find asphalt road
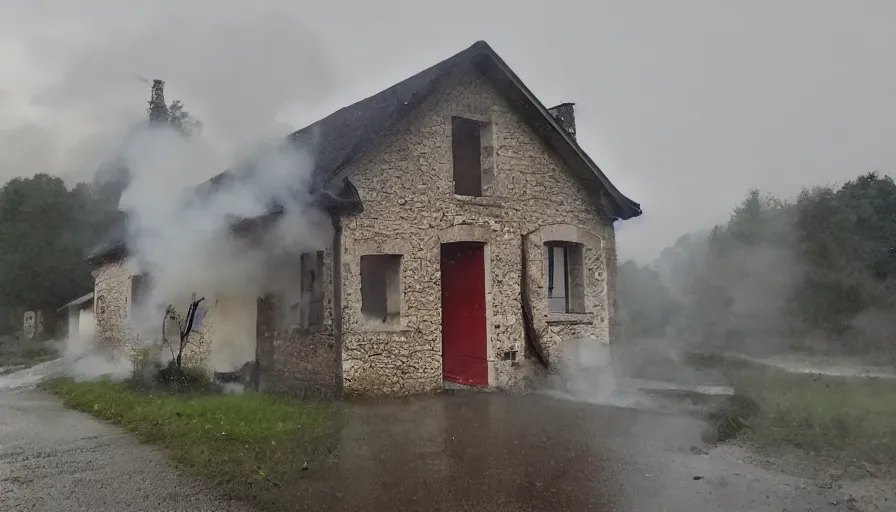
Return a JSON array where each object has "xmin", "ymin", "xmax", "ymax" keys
[{"xmin": 0, "ymin": 386, "xmax": 864, "ymax": 511}]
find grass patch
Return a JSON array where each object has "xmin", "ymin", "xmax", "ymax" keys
[
  {"xmin": 0, "ymin": 339, "xmax": 60, "ymax": 368},
  {"xmin": 46, "ymin": 378, "xmax": 336, "ymax": 503},
  {"xmin": 704, "ymin": 361, "xmax": 896, "ymax": 472}
]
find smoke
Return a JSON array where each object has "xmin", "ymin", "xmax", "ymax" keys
[
  {"xmin": 0, "ymin": 333, "xmax": 130, "ymax": 391},
  {"xmin": 1, "ymin": 5, "xmax": 343, "ymax": 374},
  {"xmin": 115, "ymin": 97, "xmax": 335, "ymax": 373},
  {"xmin": 542, "ymin": 338, "xmax": 729, "ymax": 413},
  {"xmin": 545, "ymin": 339, "xmax": 624, "ymax": 405},
  {"xmin": 63, "ymin": 332, "xmax": 132, "ymax": 383},
  {"xmin": 1, "ymin": 4, "xmax": 337, "ymax": 184},
  {"xmin": 613, "ymin": 175, "xmax": 896, "ymax": 391}
]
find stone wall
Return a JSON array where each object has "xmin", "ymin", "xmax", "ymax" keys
[
  {"xmin": 338, "ymin": 70, "xmax": 616, "ymax": 396},
  {"xmin": 92, "ymin": 249, "xmax": 334, "ymax": 390},
  {"xmin": 92, "ymin": 257, "xmax": 217, "ymax": 364},
  {"xmin": 258, "ymin": 247, "xmax": 338, "ymax": 399},
  {"xmin": 93, "ymin": 259, "xmax": 140, "ymax": 353}
]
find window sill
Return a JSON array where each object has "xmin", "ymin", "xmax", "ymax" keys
[
  {"xmin": 546, "ymin": 313, "xmax": 593, "ymax": 325},
  {"xmin": 289, "ymin": 325, "xmax": 325, "ymax": 336},
  {"xmin": 355, "ymin": 325, "xmax": 414, "ymax": 334},
  {"xmin": 452, "ymin": 194, "xmax": 503, "ymax": 207},
  {"xmin": 357, "ymin": 314, "xmax": 407, "ymax": 333}
]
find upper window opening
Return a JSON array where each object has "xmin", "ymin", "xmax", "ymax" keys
[
  {"xmin": 452, "ymin": 117, "xmax": 483, "ymax": 196},
  {"xmin": 300, "ymin": 251, "xmax": 325, "ymax": 329}
]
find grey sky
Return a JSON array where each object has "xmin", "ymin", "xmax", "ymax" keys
[{"xmin": 1, "ymin": 0, "xmax": 894, "ymax": 262}]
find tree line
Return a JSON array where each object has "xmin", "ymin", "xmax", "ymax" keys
[
  {"xmin": 0, "ymin": 86, "xmax": 199, "ymax": 336},
  {"xmin": 618, "ymin": 172, "xmax": 896, "ymax": 358}
]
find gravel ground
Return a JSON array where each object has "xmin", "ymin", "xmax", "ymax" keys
[{"xmin": 0, "ymin": 388, "xmax": 254, "ymax": 512}]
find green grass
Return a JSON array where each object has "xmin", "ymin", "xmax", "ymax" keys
[
  {"xmin": 704, "ymin": 361, "xmax": 896, "ymax": 473},
  {"xmin": 46, "ymin": 378, "xmax": 336, "ymax": 501},
  {"xmin": 0, "ymin": 340, "xmax": 60, "ymax": 368}
]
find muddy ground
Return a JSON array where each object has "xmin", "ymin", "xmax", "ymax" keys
[{"xmin": 2, "ymin": 385, "xmax": 891, "ymax": 511}]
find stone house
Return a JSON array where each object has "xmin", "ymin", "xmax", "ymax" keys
[{"xmin": 88, "ymin": 41, "xmax": 641, "ymax": 397}]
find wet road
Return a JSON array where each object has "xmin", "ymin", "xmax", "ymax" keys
[
  {"xmin": 1, "ymin": 388, "xmax": 853, "ymax": 511},
  {"xmin": 281, "ymin": 393, "xmax": 849, "ymax": 511}
]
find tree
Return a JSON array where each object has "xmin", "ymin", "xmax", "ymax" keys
[
  {"xmin": 146, "ymin": 79, "xmax": 202, "ymax": 136},
  {"xmin": 638, "ymin": 172, "xmax": 896, "ymax": 358},
  {"xmin": 167, "ymin": 100, "xmax": 203, "ymax": 137},
  {"xmin": 162, "ymin": 297, "xmax": 205, "ymax": 372},
  {"xmin": 0, "ymin": 80, "xmax": 204, "ymax": 336},
  {"xmin": 617, "ymin": 261, "xmax": 680, "ymax": 340},
  {"xmin": 0, "ymin": 174, "xmax": 94, "ymax": 331}
]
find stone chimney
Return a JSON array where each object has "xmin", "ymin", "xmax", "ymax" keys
[
  {"xmin": 148, "ymin": 79, "xmax": 168, "ymax": 126},
  {"xmin": 548, "ymin": 103, "xmax": 576, "ymax": 139}
]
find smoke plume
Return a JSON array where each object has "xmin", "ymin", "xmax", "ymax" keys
[{"xmin": 34, "ymin": 7, "xmax": 343, "ymax": 373}]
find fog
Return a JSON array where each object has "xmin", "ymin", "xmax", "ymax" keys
[
  {"xmin": 611, "ymin": 177, "xmax": 896, "ymax": 395},
  {"xmin": 0, "ymin": 0, "xmax": 893, "ymax": 393},
  {"xmin": 4, "ymin": 1, "xmax": 896, "ymax": 262},
  {"xmin": 0, "ymin": 5, "xmax": 343, "ymax": 375}
]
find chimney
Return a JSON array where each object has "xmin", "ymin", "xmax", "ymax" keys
[
  {"xmin": 148, "ymin": 79, "xmax": 168, "ymax": 126},
  {"xmin": 548, "ymin": 103, "xmax": 576, "ymax": 139}
]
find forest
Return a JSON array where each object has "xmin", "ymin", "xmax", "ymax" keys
[
  {"xmin": 618, "ymin": 172, "xmax": 896, "ymax": 359},
  {"xmin": 0, "ymin": 88, "xmax": 199, "ymax": 336}
]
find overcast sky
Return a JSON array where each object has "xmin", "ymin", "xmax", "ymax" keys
[{"xmin": 1, "ymin": 0, "xmax": 894, "ymax": 262}]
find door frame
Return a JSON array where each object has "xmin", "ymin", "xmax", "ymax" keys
[{"xmin": 439, "ymin": 240, "xmax": 495, "ymax": 387}]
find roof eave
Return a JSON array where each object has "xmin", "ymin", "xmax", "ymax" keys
[
  {"xmin": 58, "ymin": 292, "xmax": 95, "ymax": 312},
  {"xmin": 87, "ymin": 243, "xmax": 127, "ymax": 266},
  {"xmin": 471, "ymin": 43, "xmax": 642, "ymax": 220}
]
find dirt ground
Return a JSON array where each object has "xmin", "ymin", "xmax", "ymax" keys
[{"xmin": 2, "ymin": 384, "xmax": 891, "ymax": 511}]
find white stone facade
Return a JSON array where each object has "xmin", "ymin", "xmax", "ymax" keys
[
  {"xmin": 337, "ymin": 70, "xmax": 617, "ymax": 395},
  {"xmin": 91, "ymin": 68, "xmax": 624, "ymax": 398}
]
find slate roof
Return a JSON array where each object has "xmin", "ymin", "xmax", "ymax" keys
[
  {"xmin": 88, "ymin": 40, "xmax": 641, "ymax": 263},
  {"xmin": 58, "ymin": 292, "xmax": 94, "ymax": 312},
  {"xmin": 88, "ymin": 211, "xmax": 128, "ymax": 263},
  {"xmin": 285, "ymin": 40, "xmax": 641, "ymax": 218}
]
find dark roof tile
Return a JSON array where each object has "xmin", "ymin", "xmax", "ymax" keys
[{"xmin": 89, "ymin": 40, "xmax": 641, "ymax": 262}]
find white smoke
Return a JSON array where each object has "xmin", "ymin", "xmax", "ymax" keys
[
  {"xmin": 545, "ymin": 338, "xmax": 644, "ymax": 409},
  {"xmin": 26, "ymin": 7, "xmax": 346, "ymax": 374},
  {"xmin": 0, "ymin": 333, "xmax": 130, "ymax": 391},
  {"xmin": 116, "ymin": 117, "xmax": 333, "ymax": 373},
  {"xmin": 63, "ymin": 332, "xmax": 132, "ymax": 382}
]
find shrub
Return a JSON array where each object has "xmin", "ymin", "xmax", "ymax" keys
[
  {"xmin": 703, "ymin": 393, "xmax": 761, "ymax": 443},
  {"xmin": 154, "ymin": 360, "xmax": 219, "ymax": 394},
  {"xmin": 127, "ymin": 346, "xmax": 218, "ymax": 394}
]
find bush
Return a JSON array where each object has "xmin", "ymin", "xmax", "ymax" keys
[
  {"xmin": 702, "ymin": 364, "xmax": 896, "ymax": 473},
  {"xmin": 703, "ymin": 393, "xmax": 761, "ymax": 443},
  {"xmin": 154, "ymin": 360, "xmax": 219, "ymax": 394},
  {"xmin": 127, "ymin": 347, "xmax": 218, "ymax": 394}
]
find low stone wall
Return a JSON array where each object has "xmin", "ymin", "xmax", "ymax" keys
[{"xmin": 257, "ymin": 294, "xmax": 338, "ymax": 399}]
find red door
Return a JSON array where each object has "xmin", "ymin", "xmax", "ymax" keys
[{"xmin": 440, "ymin": 242, "xmax": 488, "ymax": 386}]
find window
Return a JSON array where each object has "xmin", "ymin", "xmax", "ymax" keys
[
  {"xmin": 299, "ymin": 251, "xmax": 324, "ymax": 329},
  {"xmin": 130, "ymin": 273, "xmax": 149, "ymax": 320},
  {"xmin": 360, "ymin": 254, "xmax": 402, "ymax": 324},
  {"xmin": 189, "ymin": 292, "xmax": 207, "ymax": 332},
  {"xmin": 545, "ymin": 243, "xmax": 586, "ymax": 314},
  {"xmin": 452, "ymin": 117, "xmax": 484, "ymax": 196}
]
